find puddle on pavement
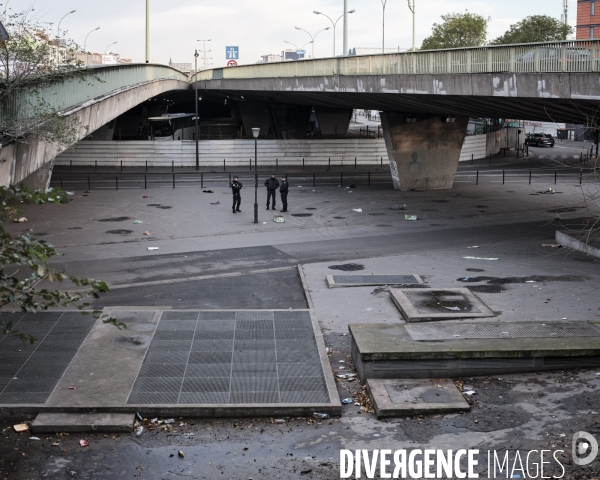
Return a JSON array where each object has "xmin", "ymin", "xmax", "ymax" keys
[
  {"xmin": 68, "ymin": 227, "xmax": 83, "ymax": 230},
  {"xmin": 305, "ymin": 208, "xmax": 317, "ymax": 210},
  {"xmin": 475, "ymin": 205, "xmax": 489, "ymax": 208},
  {"xmin": 33, "ymin": 232, "xmax": 48, "ymax": 237},
  {"xmin": 458, "ymin": 275, "xmax": 587, "ymax": 285},
  {"xmin": 466, "ymin": 268, "xmax": 485, "ymax": 272},
  {"xmin": 548, "ymin": 206, "xmax": 585, "ymax": 214},
  {"xmin": 376, "ymin": 224, "xmax": 393, "ymax": 227},
  {"xmin": 98, "ymin": 216, "xmax": 130, "ymax": 222},
  {"xmin": 156, "ymin": 206, "xmax": 173, "ymax": 209},
  {"xmin": 332, "ymin": 217, "xmax": 346, "ymax": 219},
  {"xmin": 291, "ymin": 213, "xmax": 313, "ymax": 217},
  {"xmin": 368, "ymin": 213, "xmax": 387, "ymax": 216},
  {"xmin": 106, "ymin": 230, "xmax": 133, "ymax": 235},
  {"xmin": 328, "ymin": 263, "xmax": 365, "ymax": 271},
  {"xmin": 468, "ymin": 285, "xmax": 505, "ymax": 293},
  {"xmin": 147, "ymin": 204, "xmax": 161, "ymax": 207},
  {"xmin": 114, "ymin": 335, "xmax": 151, "ymax": 350},
  {"xmin": 431, "ymin": 200, "xmax": 449, "ymax": 203}
]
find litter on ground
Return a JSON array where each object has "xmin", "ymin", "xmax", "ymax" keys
[
  {"xmin": 463, "ymin": 256, "xmax": 499, "ymax": 261},
  {"xmin": 405, "ymin": 214, "xmax": 418, "ymax": 221},
  {"xmin": 148, "ymin": 247, "xmax": 159, "ymax": 251}
]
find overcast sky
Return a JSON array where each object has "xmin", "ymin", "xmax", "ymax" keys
[{"xmin": 5, "ymin": 0, "xmax": 577, "ymax": 67}]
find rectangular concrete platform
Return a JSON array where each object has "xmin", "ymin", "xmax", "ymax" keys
[
  {"xmin": 350, "ymin": 321, "xmax": 600, "ymax": 381},
  {"xmin": 389, "ymin": 288, "xmax": 495, "ymax": 322},
  {"xmin": 31, "ymin": 413, "xmax": 134, "ymax": 433},
  {"xmin": 326, "ymin": 274, "xmax": 423, "ymax": 288},
  {"xmin": 366, "ymin": 379, "xmax": 470, "ymax": 418}
]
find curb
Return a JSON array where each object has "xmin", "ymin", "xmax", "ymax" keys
[{"xmin": 556, "ymin": 230, "xmax": 600, "ymax": 259}]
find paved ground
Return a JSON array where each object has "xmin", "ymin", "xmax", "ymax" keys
[{"xmin": 1, "ymin": 145, "xmax": 600, "ymax": 479}]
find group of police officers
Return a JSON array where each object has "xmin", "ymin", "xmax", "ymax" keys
[{"xmin": 230, "ymin": 174, "xmax": 289, "ymax": 214}]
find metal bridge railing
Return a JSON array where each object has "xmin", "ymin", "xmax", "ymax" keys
[
  {"xmin": 2, "ymin": 64, "xmax": 189, "ymax": 121},
  {"xmin": 192, "ymin": 40, "xmax": 600, "ymax": 82}
]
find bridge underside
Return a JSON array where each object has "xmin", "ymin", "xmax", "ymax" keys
[{"xmin": 195, "ymin": 72, "xmax": 600, "ymax": 190}]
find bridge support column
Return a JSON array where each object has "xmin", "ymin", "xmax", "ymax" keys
[
  {"xmin": 314, "ymin": 107, "xmax": 352, "ymax": 135},
  {"xmin": 239, "ymin": 103, "xmax": 272, "ymax": 138},
  {"xmin": 21, "ymin": 158, "xmax": 55, "ymax": 192},
  {"xmin": 380, "ymin": 113, "xmax": 469, "ymax": 191}
]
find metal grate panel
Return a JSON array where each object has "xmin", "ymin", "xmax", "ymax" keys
[
  {"xmin": 407, "ymin": 322, "xmax": 600, "ymax": 341},
  {"xmin": 127, "ymin": 310, "xmax": 329, "ymax": 405}
]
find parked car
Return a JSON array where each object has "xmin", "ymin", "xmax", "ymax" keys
[{"xmin": 525, "ymin": 133, "xmax": 555, "ymax": 147}]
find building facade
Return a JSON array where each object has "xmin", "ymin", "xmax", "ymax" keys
[{"xmin": 577, "ymin": 0, "xmax": 599, "ymax": 39}]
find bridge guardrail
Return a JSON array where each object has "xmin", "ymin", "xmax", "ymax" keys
[
  {"xmin": 193, "ymin": 40, "xmax": 600, "ymax": 82},
  {"xmin": 2, "ymin": 64, "xmax": 189, "ymax": 121}
]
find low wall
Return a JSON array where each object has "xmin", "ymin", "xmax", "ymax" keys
[
  {"xmin": 459, "ymin": 127, "xmax": 523, "ymax": 162},
  {"xmin": 55, "ymin": 139, "xmax": 389, "ymax": 167}
]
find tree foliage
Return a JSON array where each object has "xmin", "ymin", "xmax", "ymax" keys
[
  {"xmin": 0, "ymin": 7, "xmax": 89, "ymax": 148},
  {"xmin": 490, "ymin": 15, "xmax": 573, "ymax": 45},
  {"xmin": 421, "ymin": 12, "xmax": 489, "ymax": 50},
  {"xmin": 0, "ymin": 185, "xmax": 124, "ymax": 343}
]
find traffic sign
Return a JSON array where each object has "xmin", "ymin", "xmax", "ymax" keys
[
  {"xmin": 227, "ymin": 60, "xmax": 238, "ymax": 67},
  {"xmin": 226, "ymin": 46, "xmax": 239, "ymax": 60}
]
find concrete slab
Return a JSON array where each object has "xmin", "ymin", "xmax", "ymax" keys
[
  {"xmin": 325, "ymin": 274, "xmax": 423, "ymax": 288},
  {"xmin": 389, "ymin": 287, "xmax": 495, "ymax": 322},
  {"xmin": 31, "ymin": 413, "xmax": 134, "ymax": 433},
  {"xmin": 350, "ymin": 321, "xmax": 600, "ymax": 381},
  {"xmin": 366, "ymin": 378, "xmax": 470, "ymax": 418}
]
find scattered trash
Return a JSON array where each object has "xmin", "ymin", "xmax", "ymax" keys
[
  {"xmin": 202, "ymin": 190, "xmax": 214, "ymax": 193},
  {"xmin": 79, "ymin": 439, "xmax": 89, "ymax": 447},
  {"xmin": 389, "ymin": 205, "xmax": 406, "ymax": 211},
  {"xmin": 143, "ymin": 195, "xmax": 148, "ymax": 198},
  {"xmin": 14, "ymin": 217, "xmax": 27, "ymax": 223},
  {"xmin": 13, "ymin": 424, "xmax": 28, "ymax": 432},
  {"xmin": 467, "ymin": 246, "xmax": 480, "ymax": 249},
  {"xmin": 542, "ymin": 243, "xmax": 562, "ymax": 248},
  {"xmin": 135, "ymin": 412, "xmax": 143, "ymax": 421},
  {"xmin": 366, "ymin": 308, "xmax": 373, "ymax": 311},
  {"xmin": 338, "ymin": 366, "xmax": 346, "ymax": 370},
  {"xmin": 342, "ymin": 398, "xmax": 353, "ymax": 404},
  {"xmin": 273, "ymin": 419, "xmax": 286, "ymax": 424},
  {"xmin": 461, "ymin": 277, "xmax": 470, "ymax": 282},
  {"xmin": 350, "ymin": 184, "xmax": 357, "ymax": 188},
  {"xmin": 405, "ymin": 214, "xmax": 417, "ymax": 221},
  {"xmin": 143, "ymin": 231, "xmax": 154, "ymax": 236},
  {"xmin": 263, "ymin": 222, "xmax": 267, "ymax": 224},
  {"xmin": 210, "ymin": 201, "xmax": 220, "ymax": 205},
  {"xmin": 51, "ymin": 442, "xmax": 60, "ymax": 446},
  {"xmin": 301, "ymin": 469, "xmax": 313, "ymax": 475},
  {"xmin": 463, "ymin": 257, "xmax": 499, "ymax": 261},
  {"xmin": 526, "ymin": 280, "xmax": 535, "ymax": 283},
  {"xmin": 336, "ymin": 374, "xmax": 347, "ymax": 379},
  {"xmin": 339, "ymin": 360, "xmax": 345, "ymax": 363},
  {"xmin": 273, "ymin": 215, "xmax": 285, "ymax": 223},
  {"xmin": 135, "ymin": 426, "xmax": 144, "ymax": 436},
  {"xmin": 148, "ymin": 247, "xmax": 159, "ymax": 251},
  {"xmin": 66, "ymin": 191, "xmax": 75, "ymax": 196},
  {"xmin": 313, "ymin": 413, "xmax": 329, "ymax": 419},
  {"xmin": 352, "ymin": 209, "xmax": 363, "ymax": 213},
  {"xmin": 68, "ymin": 386, "xmax": 77, "ymax": 390},
  {"xmin": 178, "ymin": 450, "xmax": 185, "ymax": 458},
  {"xmin": 29, "ymin": 436, "xmax": 40, "ymax": 441},
  {"xmin": 164, "ymin": 418, "xmax": 175, "ymax": 424},
  {"xmin": 134, "ymin": 220, "xmax": 143, "ymax": 224},
  {"xmin": 445, "ymin": 306, "xmax": 461, "ymax": 311},
  {"xmin": 543, "ymin": 188, "xmax": 555, "ymax": 194},
  {"xmin": 463, "ymin": 385, "xmax": 473, "ymax": 390}
]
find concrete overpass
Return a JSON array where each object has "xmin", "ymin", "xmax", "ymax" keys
[
  {"xmin": 4, "ymin": 40, "xmax": 600, "ymax": 191},
  {"xmin": 0, "ymin": 65, "xmax": 189, "ymax": 189},
  {"xmin": 193, "ymin": 40, "xmax": 600, "ymax": 190}
]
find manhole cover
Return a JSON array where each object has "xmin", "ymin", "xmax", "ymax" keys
[
  {"xmin": 291, "ymin": 213, "xmax": 313, "ymax": 217},
  {"xmin": 328, "ymin": 263, "xmax": 365, "ymax": 271},
  {"xmin": 98, "ymin": 217, "xmax": 130, "ymax": 222},
  {"xmin": 106, "ymin": 230, "xmax": 133, "ymax": 235}
]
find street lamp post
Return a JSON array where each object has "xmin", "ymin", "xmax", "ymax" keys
[
  {"xmin": 407, "ymin": 0, "xmax": 416, "ymax": 51},
  {"xmin": 3, "ymin": 0, "xmax": 10, "ymax": 23},
  {"xmin": 104, "ymin": 41, "xmax": 117, "ymax": 55},
  {"xmin": 343, "ymin": 0, "xmax": 349, "ymax": 56},
  {"xmin": 83, "ymin": 27, "xmax": 100, "ymax": 65},
  {"xmin": 380, "ymin": 0, "xmax": 388, "ymax": 54},
  {"xmin": 294, "ymin": 26, "xmax": 330, "ymax": 59},
  {"xmin": 145, "ymin": 0, "xmax": 150, "ymax": 63},
  {"xmin": 314, "ymin": 9, "xmax": 355, "ymax": 57},
  {"xmin": 252, "ymin": 128, "xmax": 260, "ymax": 224},
  {"xmin": 194, "ymin": 50, "xmax": 199, "ymax": 170},
  {"xmin": 57, "ymin": 10, "xmax": 76, "ymax": 40},
  {"xmin": 197, "ymin": 39, "xmax": 211, "ymax": 70}
]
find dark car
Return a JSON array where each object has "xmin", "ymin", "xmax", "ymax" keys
[{"xmin": 525, "ymin": 133, "xmax": 555, "ymax": 147}]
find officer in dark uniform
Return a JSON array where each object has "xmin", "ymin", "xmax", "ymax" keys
[
  {"xmin": 264, "ymin": 173, "xmax": 279, "ymax": 210},
  {"xmin": 280, "ymin": 175, "xmax": 289, "ymax": 212},
  {"xmin": 231, "ymin": 175, "xmax": 242, "ymax": 213}
]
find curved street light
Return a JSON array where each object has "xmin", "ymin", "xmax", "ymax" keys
[
  {"xmin": 313, "ymin": 9, "xmax": 355, "ymax": 57},
  {"xmin": 407, "ymin": 0, "xmax": 416, "ymax": 51},
  {"xmin": 197, "ymin": 39, "xmax": 211, "ymax": 70},
  {"xmin": 3, "ymin": 0, "xmax": 10, "ymax": 23},
  {"xmin": 283, "ymin": 40, "xmax": 312, "ymax": 54},
  {"xmin": 104, "ymin": 41, "xmax": 117, "ymax": 55},
  {"xmin": 83, "ymin": 26, "xmax": 100, "ymax": 52},
  {"xmin": 294, "ymin": 26, "xmax": 330, "ymax": 59},
  {"xmin": 380, "ymin": 0, "xmax": 388, "ymax": 54},
  {"xmin": 57, "ymin": 10, "xmax": 76, "ymax": 40}
]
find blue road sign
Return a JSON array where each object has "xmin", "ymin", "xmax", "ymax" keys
[{"xmin": 226, "ymin": 46, "xmax": 239, "ymax": 60}]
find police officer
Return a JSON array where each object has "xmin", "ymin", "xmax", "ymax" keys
[
  {"xmin": 264, "ymin": 173, "xmax": 279, "ymax": 210},
  {"xmin": 280, "ymin": 175, "xmax": 289, "ymax": 212},
  {"xmin": 231, "ymin": 175, "xmax": 242, "ymax": 213}
]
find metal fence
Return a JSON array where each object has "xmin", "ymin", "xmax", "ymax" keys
[{"xmin": 193, "ymin": 40, "xmax": 600, "ymax": 82}]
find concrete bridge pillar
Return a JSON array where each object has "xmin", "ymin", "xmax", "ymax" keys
[
  {"xmin": 314, "ymin": 107, "xmax": 352, "ymax": 135},
  {"xmin": 380, "ymin": 113, "xmax": 469, "ymax": 191}
]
